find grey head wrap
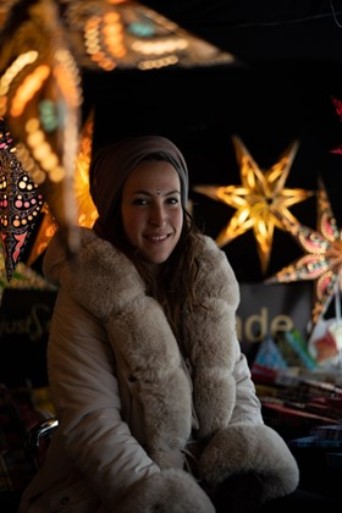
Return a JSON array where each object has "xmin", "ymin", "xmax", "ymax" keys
[{"xmin": 90, "ymin": 135, "xmax": 189, "ymax": 226}]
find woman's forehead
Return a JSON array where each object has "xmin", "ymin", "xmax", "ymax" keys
[{"xmin": 123, "ymin": 160, "xmax": 181, "ymax": 189}]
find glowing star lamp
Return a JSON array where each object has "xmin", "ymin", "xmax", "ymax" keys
[
  {"xmin": 266, "ymin": 179, "xmax": 342, "ymax": 332},
  {"xmin": 61, "ymin": 0, "xmax": 235, "ymax": 72},
  {"xmin": 194, "ymin": 136, "xmax": 313, "ymax": 274}
]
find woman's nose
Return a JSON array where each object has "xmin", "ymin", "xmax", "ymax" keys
[{"xmin": 149, "ymin": 204, "xmax": 166, "ymax": 226}]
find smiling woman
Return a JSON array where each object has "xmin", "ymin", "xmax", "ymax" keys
[{"xmin": 19, "ymin": 134, "xmax": 301, "ymax": 513}]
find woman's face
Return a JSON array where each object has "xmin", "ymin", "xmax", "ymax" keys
[{"xmin": 121, "ymin": 160, "xmax": 184, "ymax": 265}]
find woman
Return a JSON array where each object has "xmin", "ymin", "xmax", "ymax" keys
[{"xmin": 19, "ymin": 135, "xmax": 299, "ymax": 513}]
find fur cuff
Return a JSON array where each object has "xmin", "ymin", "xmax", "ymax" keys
[
  {"xmin": 198, "ymin": 424, "xmax": 299, "ymax": 501},
  {"xmin": 117, "ymin": 469, "xmax": 215, "ymax": 513}
]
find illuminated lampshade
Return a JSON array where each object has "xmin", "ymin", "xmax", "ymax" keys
[
  {"xmin": 61, "ymin": 0, "xmax": 235, "ymax": 71},
  {"xmin": 194, "ymin": 136, "xmax": 313, "ymax": 274}
]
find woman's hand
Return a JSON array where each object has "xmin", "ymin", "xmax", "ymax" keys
[
  {"xmin": 211, "ymin": 472, "xmax": 263, "ymax": 513},
  {"xmin": 116, "ymin": 469, "xmax": 215, "ymax": 513}
]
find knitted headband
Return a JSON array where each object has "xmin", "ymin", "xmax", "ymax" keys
[{"xmin": 89, "ymin": 135, "xmax": 189, "ymax": 225}]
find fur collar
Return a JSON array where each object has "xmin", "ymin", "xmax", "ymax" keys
[{"xmin": 45, "ymin": 228, "xmax": 240, "ymax": 467}]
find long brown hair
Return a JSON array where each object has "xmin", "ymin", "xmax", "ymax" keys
[{"xmin": 97, "ymin": 155, "xmax": 203, "ymax": 338}]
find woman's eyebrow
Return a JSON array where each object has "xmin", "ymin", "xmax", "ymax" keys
[{"xmin": 132, "ymin": 189, "xmax": 181, "ymax": 195}]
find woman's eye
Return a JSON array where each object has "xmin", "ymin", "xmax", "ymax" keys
[
  {"xmin": 166, "ymin": 197, "xmax": 179, "ymax": 205},
  {"xmin": 132, "ymin": 198, "xmax": 148, "ymax": 206}
]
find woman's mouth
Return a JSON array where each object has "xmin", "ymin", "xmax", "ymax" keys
[{"xmin": 144, "ymin": 233, "xmax": 169, "ymax": 242}]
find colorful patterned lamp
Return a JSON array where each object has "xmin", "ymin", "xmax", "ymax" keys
[{"xmin": 0, "ymin": 117, "xmax": 43, "ymax": 282}]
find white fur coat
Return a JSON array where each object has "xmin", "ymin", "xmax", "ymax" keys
[{"xmin": 19, "ymin": 228, "xmax": 299, "ymax": 513}]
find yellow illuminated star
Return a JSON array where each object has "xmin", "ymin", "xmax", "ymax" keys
[{"xmin": 194, "ymin": 136, "xmax": 313, "ymax": 273}]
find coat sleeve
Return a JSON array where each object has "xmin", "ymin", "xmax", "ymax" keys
[
  {"xmin": 192, "ymin": 237, "xmax": 299, "ymax": 500},
  {"xmin": 47, "ymin": 289, "xmax": 160, "ymax": 504},
  {"xmin": 230, "ymin": 351, "xmax": 264, "ymax": 425},
  {"xmin": 195, "ymin": 335, "xmax": 301, "ymax": 502},
  {"xmin": 199, "ymin": 317, "xmax": 300, "ymax": 502}
]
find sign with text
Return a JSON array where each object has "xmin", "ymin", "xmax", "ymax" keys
[{"xmin": 237, "ymin": 282, "xmax": 312, "ymax": 361}]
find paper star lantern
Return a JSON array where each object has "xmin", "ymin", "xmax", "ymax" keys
[
  {"xmin": 266, "ymin": 179, "xmax": 342, "ymax": 329},
  {"xmin": 0, "ymin": 117, "xmax": 44, "ymax": 282},
  {"xmin": 194, "ymin": 136, "xmax": 313, "ymax": 273},
  {"xmin": 61, "ymin": 0, "xmax": 235, "ymax": 71},
  {"xmin": 0, "ymin": 0, "xmax": 82, "ymax": 252}
]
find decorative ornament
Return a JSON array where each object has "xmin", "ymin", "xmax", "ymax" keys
[
  {"xmin": 0, "ymin": 116, "xmax": 43, "ymax": 282},
  {"xmin": 194, "ymin": 136, "xmax": 313, "ymax": 273},
  {"xmin": 26, "ymin": 109, "xmax": 97, "ymax": 267},
  {"xmin": 266, "ymin": 179, "xmax": 342, "ymax": 330},
  {"xmin": 61, "ymin": 0, "xmax": 235, "ymax": 71},
  {"xmin": 0, "ymin": 0, "xmax": 82, "ymax": 252}
]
